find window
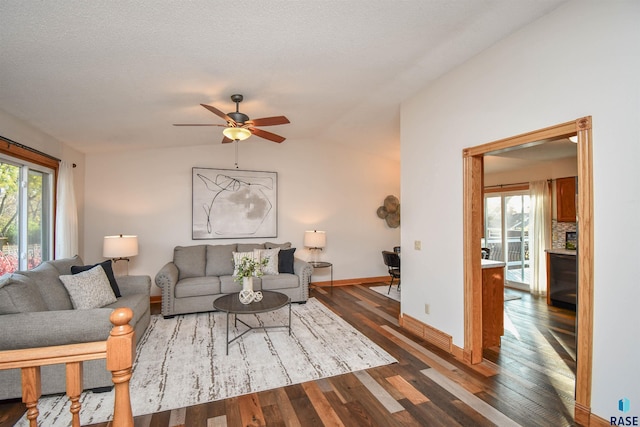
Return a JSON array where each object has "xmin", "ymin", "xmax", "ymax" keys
[{"xmin": 0, "ymin": 146, "xmax": 56, "ymax": 274}]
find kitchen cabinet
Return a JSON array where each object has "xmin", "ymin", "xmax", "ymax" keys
[
  {"xmin": 482, "ymin": 260, "xmax": 505, "ymax": 348},
  {"xmin": 556, "ymin": 176, "xmax": 577, "ymax": 222}
]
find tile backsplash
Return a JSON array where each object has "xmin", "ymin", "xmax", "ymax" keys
[{"xmin": 552, "ymin": 220, "xmax": 577, "ymax": 249}]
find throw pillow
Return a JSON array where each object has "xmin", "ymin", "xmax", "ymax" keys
[
  {"xmin": 71, "ymin": 260, "xmax": 121, "ymax": 297},
  {"xmin": 253, "ymin": 248, "xmax": 280, "ymax": 275},
  {"xmin": 232, "ymin": 251, "xmax": 255, "ymax": 276},
  {"xmin": 265, "ymin": 241, "xmax": 292, "ymax": 250},
  {"xmin": 278, "ymin": 248, "xmax": 296, "ymax": 274},
  {"xmin": 59, "ymin": 265, "xmax": 117, "ymax": 310}
]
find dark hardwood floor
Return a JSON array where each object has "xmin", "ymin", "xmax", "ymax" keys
[{"xmin": 0, "ymin": 284, "xmax": 577, "ymax": 426}]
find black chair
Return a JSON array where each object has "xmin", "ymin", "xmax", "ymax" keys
[{"xmin": 381, "ymin": 251, "xmax": 401, "ymax": 294}]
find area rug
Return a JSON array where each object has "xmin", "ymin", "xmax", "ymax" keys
[
  {"xmin": 370, "ymin": 284, "xmax": 401, "ymax": 302},
  {"xmin": 17, "ymin": 298, "xmax": 397, "ymax": 426}
]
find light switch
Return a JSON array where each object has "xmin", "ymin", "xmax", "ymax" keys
[{"xmin": 414, "ymin": 240, "xmax": 421, "ymax": 250}]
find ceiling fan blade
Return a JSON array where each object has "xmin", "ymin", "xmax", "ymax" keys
[
  {"xmin": 200, "ymin": 103, "xmax": 233, "ymax": 124},
  {"xmin": 249, "ymin": 127, "xmax": 286, "ymax": 143},
  {"xmin": 173, "ymin": 123, "xmax": 226, "ymax": 126},
  {"xmin": 246, "ymin": 116, "xmax": 290, "ymax": 127},
  {"xmin": 221, "ymin": 135, "xmax": 234, "ymax": 144}
]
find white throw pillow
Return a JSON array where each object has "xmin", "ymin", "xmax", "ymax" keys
[
  {"xmin": 59, "ymin": 265, "xmax": 117, "ymax": 309},
  {"xmin": 254, "ymin": 248, "xmax": 280, "ymax": 275},
  {"xmin": 232, "ymin": 251, "xmax": 255, "ymax": 276}
]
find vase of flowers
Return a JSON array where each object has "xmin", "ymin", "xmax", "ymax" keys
[
  {"xmin": 242, "ymin": 276, "xmax": 253, "ymax": 292},
  {"xmin": 234, "ymin": 256, "xmax": 269, "ymax": 304}
]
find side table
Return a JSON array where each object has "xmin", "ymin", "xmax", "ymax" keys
[{"xmin": 309, "ymin": 261, "xmax": 333, "ymax": 293}]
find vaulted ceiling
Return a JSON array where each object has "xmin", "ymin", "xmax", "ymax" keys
[{"xmin": 0, "ymin": 1, "xmax": 566, "ymax": 161}]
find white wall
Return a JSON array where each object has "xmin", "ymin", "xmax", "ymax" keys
[
  {"xmin": 401, "ymin": 1, "xmax": 639, "ymax": 419},
  {"xmin": 84, "ymin": 137, "xmax": 400, "ymax": 294}
]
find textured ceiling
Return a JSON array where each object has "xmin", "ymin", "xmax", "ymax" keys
[{"xmin": 0, "ymin": 1, "xmax": 566, "ymax": 160}]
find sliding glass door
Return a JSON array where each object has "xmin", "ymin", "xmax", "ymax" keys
[
  {"xmin": 484, "ymin": 190, "xmax": 531, "ymax": 288},
  {"xmin": 0, "ymin": 156, "xmax": 53, "ymax": 274}
]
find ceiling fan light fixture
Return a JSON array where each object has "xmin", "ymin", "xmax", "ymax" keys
[{"xmin": 223, "ymin": 127, "xmax": 251, "ymax": 141}]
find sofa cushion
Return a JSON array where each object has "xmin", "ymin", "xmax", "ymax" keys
[
  {"xmin": 278, "ymin": 248, "xmax": 296, "ymax": 274},
  {"xmin": 265, "ymin": 242, "xmax": 292, "ymax": 250},
  {"xmin": 175, "ymin": 276, "xmax": 221, "ymax": 298},
  {"xmin": 22, "ymin": 262, "xmax": 73, "ymax": 311},
  {"xmin": 205, "ymin": 244, "xmax": 237, "ymax": 277},
  {"xmin": 72, "ymin": 260, "xmax": 121, "ymax": 297},
  {"xmin": 220, "ymin": 275, "xmax": 262, "ymax": 294},
  {"xmin": 60, "ymin": 265, "xmax": 118, "ymax": 309},
  {"xmin": 261, "ymin": 274, "xmax": 299, "ymax": 290},
  {"xmin": 174, "ymin": 245, "xmax": 207, "ymax": 280},
  {"xmin": 237, "ymin": 243, "xmax": 264, "ymax": 252},
  {"xmin": 48, "ymin": 255, "xmax": 84, "ymax": 275},
  {"xmin": 0, "ymin": 273, "xmax": 48, "ymax": 314},
  {"xmin": 254, "ymin": 248, "xmax": 280, "ymax": 275}
]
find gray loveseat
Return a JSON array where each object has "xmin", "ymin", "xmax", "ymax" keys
[
  {"xmin": 0, "ymin": 255, "xmax": 151, "ymax": 400},
  {"xmin": 155, "ymin": 242, "xmax": 312, "ymax": 318}
]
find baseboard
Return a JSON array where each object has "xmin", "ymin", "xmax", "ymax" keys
[
  {"xmin": 589, "ymin": 412, "xmax": 611, "ymax": 427},
  {"xmin": 399, "ymin": 313, "xmax": 453, "ymax": 354},
  {"xmin": 311, "ymin": 276, "xmax": 389, "ymax": 287}
]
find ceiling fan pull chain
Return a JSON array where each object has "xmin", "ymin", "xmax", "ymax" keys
[{"xmin": 235, "ymin": 139, "xmax": 239, "ymax": 169}]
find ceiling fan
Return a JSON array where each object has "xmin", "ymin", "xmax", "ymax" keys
[{"xmin": 174, "ymin": 94, "xmax": 290, "ymax": 143}]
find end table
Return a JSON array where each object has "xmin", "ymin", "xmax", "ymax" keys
[{"xmin": 309, "ymin": 261, "xmax": 333, "ymax": 292}]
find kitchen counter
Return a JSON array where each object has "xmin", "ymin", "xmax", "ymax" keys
[
  {"xmin": 545, "ymin": 248, "xmax": 577, "ymax": 256},
  {"xmin": 481, "ymin": 259, "xmax": 506, "ymax": 269}
]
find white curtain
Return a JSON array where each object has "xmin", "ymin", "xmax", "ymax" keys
[
  {"xmin": 55, "ymin": 161, "xmax": 78, "ymax": 259},
  {"xmin": 529, "ymin": 180, "xmax": 550, "ymax": 295}
]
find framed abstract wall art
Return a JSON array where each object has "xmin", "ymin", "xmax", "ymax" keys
[{"xmin": 192, "ymin": 168, "xmax": 277, "ymax": 239}]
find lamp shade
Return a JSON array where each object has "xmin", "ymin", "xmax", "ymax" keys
[
  {"xmin": 304, "ymin": 230, "xmax": 326, "ymax": 249},
  {"xmin": 222, "ymin": 127, "xmax": 251, "ymax": 141},
  {"xmin": 103, "ymin": 235, "xmax": 139, "ymax": 258}
]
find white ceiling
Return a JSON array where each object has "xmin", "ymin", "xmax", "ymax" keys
[
  {"xmin": 0, "ymin": 1, "xmax": 566, "ymax": 161},
  {"xmin": 484, "ymin": 138, "xmax": 577, "ymax": 174}
]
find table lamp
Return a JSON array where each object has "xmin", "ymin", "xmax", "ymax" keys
[
  {"xmin": 103, "ymin": 234, "xmax": 138, "ymax": 275},
  {"xmin": 304, "ymin": 230, "xmax": 326, "ymax": 262}
]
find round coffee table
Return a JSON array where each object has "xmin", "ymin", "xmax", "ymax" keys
[{"xmin": 213, "ymin": 290, "xmax": 291, "ymax": 355}]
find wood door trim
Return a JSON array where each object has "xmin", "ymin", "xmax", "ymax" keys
[{"xmin": 462, "ymin": 116, "xmax": 593, "ymax": 421}]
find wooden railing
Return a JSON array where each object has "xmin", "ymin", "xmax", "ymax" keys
[{"xmin": 0, "ymin": 307, "xmax": 135, "ymax": 427}]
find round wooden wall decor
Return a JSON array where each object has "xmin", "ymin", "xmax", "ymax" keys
[{"xmin": 376, "ymin": 195, "xmax": 400, "ymax": 228}]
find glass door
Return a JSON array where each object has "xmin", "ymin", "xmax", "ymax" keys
[{"xmin": 484, "ymin": 190, "xmax": 531, "ymax": 288}]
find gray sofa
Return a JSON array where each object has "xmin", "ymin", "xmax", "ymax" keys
[
  {"xmin": 155, "ymin": 242, "xmax": 312, "ymax": 318},
  {"xmin": 0, "ymin": 255, "xmax": 151, "ymax": 400}
]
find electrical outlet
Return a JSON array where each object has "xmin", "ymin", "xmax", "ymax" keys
[
  {"xmin": 414, "ymin": 240, "xmax": 422, "ymax": 250},
  {"xmin": 425, "ymin": 303, "xmax": 430, "ymax": 314}
]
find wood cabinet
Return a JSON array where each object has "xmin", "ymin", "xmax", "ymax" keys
[
  {"xmin": 482, "ymin": 265, "xmax": 504, "ymax": 348},
  {"xmin": 556, "ymin": 176, "xmax": 577, "ymax": 222}
]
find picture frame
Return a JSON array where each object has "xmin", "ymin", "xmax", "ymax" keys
[{"xmin": 192, "ymin": 168, "xmax": 277, "ymax": 239}]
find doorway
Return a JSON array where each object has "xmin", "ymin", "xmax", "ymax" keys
[{"xmin": 462, "ymin": 117, "xmax": 594, "ymax": 424}]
